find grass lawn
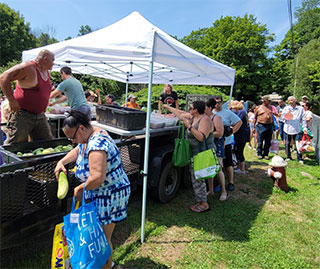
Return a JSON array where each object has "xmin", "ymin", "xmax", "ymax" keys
[{"xmin": 3, "ymin": 145, "xmax": 320, "ymax": 268}]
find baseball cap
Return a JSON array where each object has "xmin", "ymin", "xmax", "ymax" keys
[
  {"xmin": 128, "ymin": 94, "xmax": 135, "ymax": 99},
  {"xmin": 302, "ymin": 95, "xmax": 308, "ymax": 99}
]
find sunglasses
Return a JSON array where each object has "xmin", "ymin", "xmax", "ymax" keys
[{"xmin": 216, "ymin": 101, "xmax": 222, "ymax": 104}]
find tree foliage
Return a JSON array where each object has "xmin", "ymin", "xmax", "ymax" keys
[
  {"xmin": 78, "ymin": 25, "xmax": 92, "ymax": 36},
  {"xmin": 130, "ymin": 85, "xmax": 230, "ymax": 111},
  {"xmin": 0, "ymin": 3, "xmax": 36, "ymax": 66},
  {"xmin": 275, "ymin": 0, "xmax": 320, "ymax": 60},
  {"xmin": 293, "ymin": 38, "xmax": 320, "ymax": 114},
  {"xmin": 181, "ymin": 14, "xmax": 274, "ymax": 101}
]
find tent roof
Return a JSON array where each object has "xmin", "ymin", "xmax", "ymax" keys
[{"xmin": 23, "ymin": 11, "xmax": 235, "ymax": 86}]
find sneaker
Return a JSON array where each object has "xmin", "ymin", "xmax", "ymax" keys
[
  {"xmin": 285, "ymin": 157, "xmax": 292, "ymax": 162},
  {"xmin": 299, "ymin": 160, "xmax": 304, "ymax": 165},
  {"xmin": 227, "ymin": 183, "xmax": 235, "ymax": 191},
  {"xmin": 257, "ymin": 155, "xmax": 263, "ymax": 159},
  {"xmin": 234, "ymin": 169, "xmax": 246, "ymax": 174},
  {"xmin": 264, "ymin": 156, "xmax": 270, "ymax": 160}
]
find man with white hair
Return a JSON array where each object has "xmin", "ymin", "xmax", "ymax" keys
[
  {"xmin": 282, "ymin": 96, "xmax": 307, "ymax": 164},
  {"xmin": 0, "ymin": 49, "xmax": 54, "ymax": 144}
]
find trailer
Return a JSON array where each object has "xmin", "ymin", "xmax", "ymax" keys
[{"xmin": 0, "ymin": 119, "xmax": 189, "ymax": 249}]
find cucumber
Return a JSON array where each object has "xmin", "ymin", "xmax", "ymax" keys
[{"xmin": 57, "ymin": 172, "xmax": 69, "ymax": 199}]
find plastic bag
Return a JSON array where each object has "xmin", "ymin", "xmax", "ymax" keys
[
  {"xmin": 64, "ymin": 184, "xmax": 111, "ymax": 269},
  {"xmin": 296, "ymin": 134, "xmax": 315, "ymax": 154},
  {"xmin": 51, "ymin": 223, "xmax": 71, "ymax": 269},
  {"xmin": 269, "ymin": 140, "xmax": 280, "ymax": 154}
]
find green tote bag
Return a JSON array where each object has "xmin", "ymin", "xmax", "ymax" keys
[
  {"xmin": 172, "ymin": 121, "xmax": 192, "ymax": 167},
  {"xmin": 193, "ymin": 135, "xmax": 220, "ymax": 180}
]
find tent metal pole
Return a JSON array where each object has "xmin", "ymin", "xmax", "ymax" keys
[
  {"xmin": 228, "ymin": 84, "xmax": 234, "ymax": 109},
  {"xmin": 124, "ymin": 79, "xmax": 129, "ymax": 107},
  {"xmin": 141, "ymin": 60, "xmax": 154, "ymax": 243}
]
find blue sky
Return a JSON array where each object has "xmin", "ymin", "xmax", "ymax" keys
[{"xmin": 3, "ymin": 0, "xmax": 302, "ymax": 46}]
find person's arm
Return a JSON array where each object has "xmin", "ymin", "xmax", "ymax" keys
[
  {"xmin": 185, "ymin": 116, "xmax": 212, "ymax": 142},
  {"xmin": 163, "ymin": 104, "xmax": 191, "ymax": 121},
  {"xmin": 175, "ymin": 99, "xmax": 179, "ymax": 110},
  {"xmin": 213, "ymin": 115, "xmax": 224, "ymax": 138},
  {"xmin": 232, "ymin": 119, "xmax": 242, "ymax": 134},
  {"xmin": 73, "ymin": 150, "xmax": 107, "ymax": 201},
  {"xmin": 54, "ymin": 146, "xmax": 79, "ymax": 179},
  {"xmin": 252, "ymin": 107, "xmax": 258, "ymax": 131},
  {"xmin": 96, "ymin": 89, "xmax": 101, "ymax": 105},
  {"xmin": 158, "ymin": 100, "xmax": 163, "ymax": 114},
  {"xmin": 49, "ymin": 95, "xmax": 67, "ymax": 106},
  {"xmin": 0, "ymin": 62, "xmax": 33, "ymax": 113},
  {"xmin": 50, "ymin": 89, "xmax": 62, "ymax": 99},
  {"xmin": 301, "ymin": 109, "xmax": 308, "ymax": 133}
]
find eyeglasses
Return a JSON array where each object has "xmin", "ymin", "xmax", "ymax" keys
[
  {"xmin": 216, "ymin": 101, "xmax": 222, "ymax": 104},
  {"xmin": 69, "ymin": 125, "xmax": 80, "ymax": 141}
]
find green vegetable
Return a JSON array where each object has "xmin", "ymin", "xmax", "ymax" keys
[
  {"xmin": 32, "ymin": 147, "xmax": 44, "ymax": 155},
  {"xmin": 57, "ymin": 172, "xmax": 69, "ymax": 199},
  {"xmin": 42, "ymin": 147, "xmax": 54, "ymax": 154},
  {"xmin": 17, "ymin": 152, "xmax": 23, "ymax": 156},
  {"xmin": 62, "ymin": 145, "xmax": 73, "ymax": 151}
]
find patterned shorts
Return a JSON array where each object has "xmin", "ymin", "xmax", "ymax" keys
[{"xmin": 85, "ymin": 184, "xmax": 131, "ymax": 226}]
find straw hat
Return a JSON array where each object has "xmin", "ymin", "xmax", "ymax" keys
[{"xmin": 269, "ymin": 155, "xmax": 287, "ymax": 167}]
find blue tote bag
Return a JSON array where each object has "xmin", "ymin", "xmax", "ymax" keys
[{"xmin": 63, "ymin": 184, "xmax": 111, "ymax": 269}]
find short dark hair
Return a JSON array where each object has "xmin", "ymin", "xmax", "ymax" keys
[
  {"xmin": 85, "ymin": 91, "xmax": 91, "ymax": 98},
  {"xmin": 107, "ymin": 94, "xmax": 115, "ymax": 102},
  {"xmin": 213, "ymin": 95, "xmax": 223, "ymax": 102},
  {"xmin": 62, "ymin": 110, "xmax": 91, "ymax": 129},
  {"xmin": 305, "ymin": 101, "xmax": 312, "ymax": 109},
  {"xmin": 193, "ymin": 100, "xmax": 205, "ymax": 114},
  {"xmin": 206, "ymin": 98, "xmax": 217, "ymax": 109},
  {"xmin": 60, "ymin": 66, "xmax": 72, "ymax": 75}
]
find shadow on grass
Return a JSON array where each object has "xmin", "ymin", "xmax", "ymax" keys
[
  {"xmin": 113, "ymin": 166, "xmax": 275, "ymax": 246},
  {"xmin": 117, "ymin": 257, "xmax": 169, "ymax": 269}
]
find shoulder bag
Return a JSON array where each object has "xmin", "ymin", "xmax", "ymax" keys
[
  {"xmin": 172, "ymin": 121, "xmax": 192, "ymax": 167},
  {"xmin": 193, "ymin": 135, "xmax": 220, "ymax": 180}
]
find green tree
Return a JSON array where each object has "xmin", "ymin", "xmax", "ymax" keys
[
  {"xmin": 0, "ymin": 3, "xmax": 36, "ymax": 66},
  {"xmin": 292, "ymin": 38, "xmax": 320, "ymax": 114},
  {"xmin": 36, "ymin": 33, "xmax": 58, "ymax": 47},
  {"xmin": 275, "ymin": 0, "xmax": 320, "ymax": 60},
  {"xmin": 78, "ymin": 25, "xmax": 92, "ymax": 36},
  {"xmin": 181, "ymin": 14, "xmax": 274, "ymax": 101}
]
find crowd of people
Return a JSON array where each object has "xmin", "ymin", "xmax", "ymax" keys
[{"xmin": 0, "ymin": 49, "xmax": 316, "ymax": 267}]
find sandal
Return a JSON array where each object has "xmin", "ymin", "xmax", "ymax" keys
[
  {"xmin": 219, "ymin": 193, "xmax": 229, "ymax": 201},
  {"xmin": 190, "ymin": 204, "xmax": 210, "ymax": 213}
]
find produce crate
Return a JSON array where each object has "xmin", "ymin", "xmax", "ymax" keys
[
  {"xmin": 0, "ymin": 168, "xmax": 31, "ymax": 223},
  {"xmin": 2, "ymin": 138, "xmax": 72, "ymax": 160},
  {"xmin": 96, "ymin": 104, "xmax": 146, "ymax": 130}
]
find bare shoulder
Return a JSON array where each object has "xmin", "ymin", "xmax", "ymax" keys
[{"xmin": 3, "ymin": 61, "xmax": 35, "ymax": 81}]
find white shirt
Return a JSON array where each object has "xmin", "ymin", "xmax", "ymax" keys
[{"xmin": 283, "ymin": 105, "xmax": 306, "ymax": 135}]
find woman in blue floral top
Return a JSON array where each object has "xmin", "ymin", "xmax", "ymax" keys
[{"xmin": 54, "ymin": 110, "xmax": 130, "ymax": 269}]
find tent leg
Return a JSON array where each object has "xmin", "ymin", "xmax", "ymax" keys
[
  {"xmin": 140, "ymin": 61, "xmax": 154, "ymax": 243},
  {"xmin": 124, "ymin": 79, "xmax": 129, "ymax": 107},
  {"xmin": 228, "ymin": 85, "xmax": 234, "ymax": 109}
]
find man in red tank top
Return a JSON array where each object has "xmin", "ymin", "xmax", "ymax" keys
[{"xmin": 0, "ymin": 49, "xmax": 54, "ymax": 144}]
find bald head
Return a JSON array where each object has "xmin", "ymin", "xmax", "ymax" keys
[
  {"xmin": 37, "ymin": 49, "xmax": 54, "ymax": 59},
  {"xmin": 35, "ymin": 49, "xmax": 54, "ymax": 71}
]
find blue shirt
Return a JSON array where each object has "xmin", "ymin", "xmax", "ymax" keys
[
  {"xmin": 234, "ymin": 109, "xmax": 250, "ymax": 143},
  {"xmin": 57, "ymin": 77, "xmax": 88, "ymax": 110},
  {"xmin": 213, "ymin": 108, "xmax": 241, "ymax": 145}
]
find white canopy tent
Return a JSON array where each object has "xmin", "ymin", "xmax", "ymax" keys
[{"xmin": 23, "ymin": 11, "xmax": 236, "ymax": 242}]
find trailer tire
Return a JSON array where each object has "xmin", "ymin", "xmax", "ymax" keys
[{"xmin": 151, "ymin": 160, "xmax": 180, "ymax": 203}]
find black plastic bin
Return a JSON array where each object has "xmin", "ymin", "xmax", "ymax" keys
[
  {"xmin": 96, "ymin": 105, "xmax": 146, "ymax": 130},
  {"xmin": 0, "ymin": 168, "xmax": 31, "ymax": 223}
]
